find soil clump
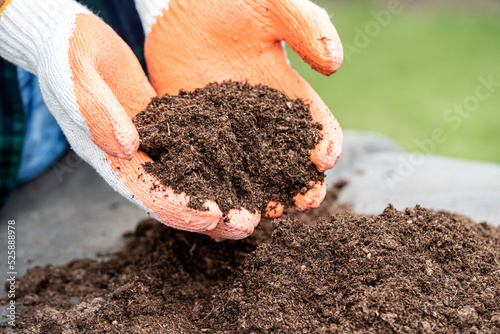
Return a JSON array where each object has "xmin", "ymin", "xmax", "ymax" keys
[{"xmin": 132, "ymin": 80, "xmax": 325, "ymax": 215}]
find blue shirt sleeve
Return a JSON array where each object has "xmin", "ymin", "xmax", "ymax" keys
[{"xmin": 16, "ymin": 67, "xmax": 68, "ymax": 183}]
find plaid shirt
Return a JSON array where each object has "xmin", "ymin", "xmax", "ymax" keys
[{"xmin": 0, "ymin": 0, "xmax": 146, "ymax": 207}]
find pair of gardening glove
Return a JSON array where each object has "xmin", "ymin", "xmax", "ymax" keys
[{"xmin": 0, "ymin": 0, "xmax": 343, "ymax": 240}]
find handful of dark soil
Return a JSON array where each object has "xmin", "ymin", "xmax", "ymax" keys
[{"xmin": 132, "ymin": 80, "xmax": 325, "ymax": 215}]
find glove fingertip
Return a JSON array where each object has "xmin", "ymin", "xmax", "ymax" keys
[
  {"xmin": 293, "ymin": 181, "xmax": 327, "ymax": 212},
  {"xmin": 203, "ymin": 208, "xmax": 261, "ymax": 241},
  {"xmin": 264, "ymin": 201, "xmax": 285, "ymax": 219}
]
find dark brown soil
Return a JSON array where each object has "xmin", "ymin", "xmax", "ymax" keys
[
  {"xmin": 205, "ymin": 207, "xmax": 500, "ymax": 333},
  {"xmin": 132, "ymin": 80, "xmax": 324, "ymax": 215},
  {"xmin": 2, "ymin": 186, "xmax": 499, "ymax": 333}
]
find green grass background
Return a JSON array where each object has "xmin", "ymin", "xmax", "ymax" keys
[{"xmin": 286, "ymin": 0, "xmax": 500, "ymax": 162}]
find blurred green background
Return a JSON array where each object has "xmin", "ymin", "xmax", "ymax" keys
[{"xmin": 287, "ymin": 0, "xmax": 500, "ymax": 162}]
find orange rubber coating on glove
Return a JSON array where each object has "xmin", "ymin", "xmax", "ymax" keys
[
  {"xmin": 145, "ymin": 0, "xmax": 343, "ymax": 220},
  {"xmin": 202, "ymin": 208, "xmax": 261, "ymax": 242},
  {"xmin": 293, "ymin": 181, "xmax": 327, "ymax": 212},
  {"xmin": 264, "ymin": 201, "xmax": 285, "ymax": 219},
  {"xmin": 69, "ymin": 14, "xmax": 155, "ymax": 160},
  {"xmin": 69, "ymin": 14, "xmax": 226, "ymax": 233},
  {"xmin": 108, "ymin": 151, "xmax": 224, "ymax": 233}
]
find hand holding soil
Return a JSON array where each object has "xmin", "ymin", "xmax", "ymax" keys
[
  {"xmin": 0, "ymin": 0, "xmax": 343, "ymax": 241},
  {"xmin": 132, "ymin": 0, "xmax": 344, "ymax": 240},
  {"xmin": 133, "ymin": 81, "xmax": 327, "ymax": 241}
]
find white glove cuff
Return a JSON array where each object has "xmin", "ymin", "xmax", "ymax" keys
[
  {"xmin": 0, "ymin": 0, "xmax": 89, "ymax": 74},
  {"xmin": 134, "ymin": 0, "xmax": 167, "ymax": 36}
]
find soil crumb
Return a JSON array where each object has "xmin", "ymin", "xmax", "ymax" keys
[
  {"xmin": 132, "ymin": 80, "xmax": 325, "ymax": 215},
  {"xmin": 2, "ymin": 190, "xmax": 499, "ymax": 333}
]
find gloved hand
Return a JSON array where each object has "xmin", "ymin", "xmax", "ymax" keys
[
  {"xmin": 134, "ymin": 0, "xmax": 344, "ymax": 240},
  {"xmin": 0, "ymin": 0, "xmax": 225, "ymax": 234}
]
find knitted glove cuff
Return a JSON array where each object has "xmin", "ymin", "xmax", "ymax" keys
[
  {"xmin": 134, "ymin": 0, "xmax": 166, "ymax": 36},
  {"xmin": 0, "ymin": 0, "xmax": 89, "ymax": 74}
]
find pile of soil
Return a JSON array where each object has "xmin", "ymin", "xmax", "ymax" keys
[
  {"xmin": 206, "ymin": 207, "xmax": 499, "ymax": 333},
  {"xmin": 2, "ymin": 185, "xmax": 499, "ymax": 333},
  {"xmin": 133, "ymin": 80, "xmax": 324, "ymax": 214}
]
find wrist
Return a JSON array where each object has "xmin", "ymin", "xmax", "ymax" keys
[
  {"xmin": 0, "ymin": 0, "xmax": 89, "ymax": 73},
  {"xmin": 134, "ymin": 0, "xmax": 165, "ymax": 35}
]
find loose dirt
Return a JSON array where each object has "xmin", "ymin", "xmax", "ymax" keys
[{"xmin": 2, "ymin": 183, "xmax": 499, "ymax": 333}]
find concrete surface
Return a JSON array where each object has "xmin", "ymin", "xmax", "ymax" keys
[
  {"xmin": 1, "ymin": 130, "xmax": 499, "ymax": 303},
  {"xmin": 326, "ymin": 131, "xmax": 500, "ymax": 226}
]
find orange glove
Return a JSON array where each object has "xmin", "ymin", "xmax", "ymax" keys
[
  {"xmin": 0, "ymin": 0, "xmax": 224, "ymax": 234},
  {"xmin": 136, "ymin": 0, "xmax": 344, "ymax": 240}
]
